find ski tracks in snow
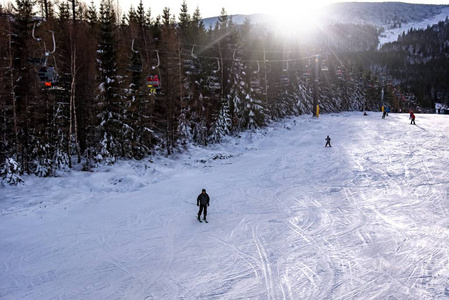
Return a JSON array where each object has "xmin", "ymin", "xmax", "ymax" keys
[
  {"xmin": 3, "ymin": 113, "xmax": 449, "ymax": 299},
  {"xmin": 252, "ymin": 224, "xmax": 276, "ymax": 300}
]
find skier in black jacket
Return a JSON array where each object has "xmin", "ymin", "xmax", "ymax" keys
[
  {"xmin": 325, "ymin": 135, "xmax": 332, "ymax": 147},
  {"xmin": 197, "ymin": 189, "xmax": 210, "ymax": 222}
]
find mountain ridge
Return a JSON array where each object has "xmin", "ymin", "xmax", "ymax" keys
[{"xmin": 202, "ymin": 2, "xmax": 449, "ymax": 46}]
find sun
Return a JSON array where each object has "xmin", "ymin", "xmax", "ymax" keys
[{"xmin": 267, "ymin": 1, "xmax": 328, "ymax": 36}]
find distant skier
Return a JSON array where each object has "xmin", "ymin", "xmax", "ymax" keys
[
  {"xmin": 197, "ymin": 189, "xmax": 210, "ymax": 222},
  {"xmin": 386, "ymin": 106, "xmax": 390, "ymax": 116},
  {"xmin": 363, "ymin": 111, "xmax": 368, "ymax": 116},
  {"xmin": 382, "ymin": 110, "xmax": 386, "ymax": 119},
  {"xmin": 410, "ymin": 112, "xmax": 416, "ymax": 125},
  {"xmin": 325, "ymin": 135, "xmax": 331, "ymax": 147}
]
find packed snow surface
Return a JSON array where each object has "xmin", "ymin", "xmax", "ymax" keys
[{"xmin": 1, "ymin": 112, "xmax": 449, "ymax": 299}]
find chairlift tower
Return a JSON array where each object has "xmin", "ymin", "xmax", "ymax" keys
[{"xmin": 312, "ymin": 54, "xmax": 329, "ymax": 117}]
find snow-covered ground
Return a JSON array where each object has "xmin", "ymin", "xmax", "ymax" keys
[{"xmin": 1, "ymin": 112, "xmax": 449, "ymax": 299}]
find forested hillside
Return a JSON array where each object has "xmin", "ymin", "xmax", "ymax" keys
[
  {"xmin": 379, "ymin": 18, "xmax": 449, "ymax": 107},
  {"xmin": 0, "ymin": 0, "xmax": 446, "ymax": 182}
]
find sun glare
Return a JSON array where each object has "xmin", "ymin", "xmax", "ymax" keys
[{"xmin": 269, "ymin": 2, "xmax": 326, "ymax": 36}]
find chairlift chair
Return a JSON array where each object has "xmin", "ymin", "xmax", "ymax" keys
[
  {"xmin": 250, "ymin": 77, "xmax": 261, "ymax": 89},
  {"xmin": 32, "ymin": 25, "xmax": 60, "ymax": 88},
  {"xmin": 208, "ymin": 78, "xmax": 221, "ymax": 91},
  {"xmin": 302, "ymin": 69, "xmax": 311, "ymax": 79},
  {"xmin": 186, "ymin": 46, "xmax": 203, "ymax": 75},
  {"xmin": 28, "ymin": 22, "xmax": 45, "ymax": 65},
  {"xmin": 336, "ymin": 66, "xmax": 346, "ymax": 76},
  {"xmin": 321, "ymin": 59, "xmax": 329, "ymax": 71},
  {"xmin": 183, "ymin": 59, "xmax": 201, "ymax": 75},
  {"xmin": 302, "ymin": 57, "xmax": 311, "ymax": 78},
  {"xmin": 129, "ymin": 38, "xmax": 143, "ymax": 73},
  {"xmin": 147, "ymin": 50, "xmax": 162, "ymax": 93},
  {"xmin": 207, "ymin": 58, "xmax": 221, "ymax": 91},
  {"xmin": 38, "ymin": 65, "xmax": 57, "ymax": 83},
  {"xmin": 280, "ymin": 60, "xmax": 290, "ymax": 85},
  {"xmin": 147, "ymin": 75, "xmax": 160, "ymax": 88},
  {"xmin": 184, "ymin": 59, "xmax": 193, "ymax": 75},
  {"xmin": 280, "ymin": 75, "xmax": 290, "ymax": 85},
  {"xmin": 250, "ymin": 61, "xmax": 261, "ymax": 89}
]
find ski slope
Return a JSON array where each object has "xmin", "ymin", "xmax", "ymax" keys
[{"xmin": 1, "ymin": 112, "xmax": 449, "ymax": 299}]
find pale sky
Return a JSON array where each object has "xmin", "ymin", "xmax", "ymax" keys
[
  {"xmin": 1, "ymin": 0, "xmax": 448, "ymax": 18},
  {"xmin": 107, "ymin": 0, "xmax": 449, "ymax": 18}
]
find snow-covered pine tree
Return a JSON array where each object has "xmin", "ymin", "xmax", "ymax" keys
[
  {"xmin": 123, "ymin": 2, "xmax": 154, "ymax": 159},
  {"xmin": 209, "ymin": 98, "xmax": 231, "ymax": 143},
  {"xmin": 244, "ymin": 93, "xmax": 265, "ymax": 130},
  {"xmin": 206, "ymin": 8, "xmax": 236, "ymax": 141},
  {"xmin": 1, "ymin": 158, "xmax": 23, "ymax": 186},
  {"xmin": 228, "ymin": 50, "xmax": 247, "ymax": 131},
  {"xmin": 176, "ymin": 1, "xmax": 193, "ymax": 147},
  {"xmin": 96, "ymin": 0, "xmax": 123, "ymax": 163},
  {"xmin": 177, "ymin": 106, "xmax": 192, "ymax": 145},
  {"xmin": 86, "ymin": 0, "xmax": 98, "ymax": 25},
  {"xmin": 179, "ymin": 5, "xmax": 207, "ymax": 146},
  {"xmin": 238, "ymin": 24, "xmax": 268, "ymax": 130}
]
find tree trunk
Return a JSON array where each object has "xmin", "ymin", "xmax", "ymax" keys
[{"xmin": 7, "ymin": 20, "xmax": 19, "ymax": 161}]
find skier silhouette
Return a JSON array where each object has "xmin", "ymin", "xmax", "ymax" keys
[
  {"xmin": 325, "ymin": 135, "xmax": 331, "ymax": 147},
  {"xmin": 410, "ymin": 113, "xmax": 416, "ymax": 125},
  {"xmin": 197, "ymin": 189, "xmax": 210, "ymax": 222}
]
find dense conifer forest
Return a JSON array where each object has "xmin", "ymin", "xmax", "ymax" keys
[{"xmin": 0, "ymin": 0, "xmax": 448, "ymax": 182}]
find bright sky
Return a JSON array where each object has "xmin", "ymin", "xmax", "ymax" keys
[
  {"xmin": 107, "ymin": 0, "xmax": 449, "ymax": 18},
  {"xmin": 0, "ymin": 0, "xmax": 447, "ymax": 18}
]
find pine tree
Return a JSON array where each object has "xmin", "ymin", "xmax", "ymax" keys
[
  {"xmin": 178, "ymin": 0, "xmax": 190, "ymax": 37},
  {"xmin": 156, "ymin": 7, "xmax": 182, "ymax": 155},
  {"xmin": 86, "ymin": 0, "xmax": 97, "ymax": 25},
  {"xmin": 177, "ymin": 106, "xmax": 192, "ymax": 145},
  {"xmin": 96, "ymin": 0, "xmax": 123, "ymax": 162},
  {"xmin": 0, "ymin": 10, "xmax": 20, "ymax": 178},
  {"xmin": 145, "ymin": 7, "xmax": 152, "ymax": 27},
  {"xmin": 209, "ymin": 98, "xmax": 231, "ymax": 143},
  {"xmin": 124, "ymin": 1, "xmax": 154, "ymax": 159},
  {"xmin": 135, "ymin": 0, "xmax": 146, "ymax": 26},
  {"xmin": 11, "ymin": 0, "xmax": 39, "ymax": 174},
  {"xmin": 192, "ymin": 6, "xmax": 205, "ymax": 37},
  {"xmin": 245, "ymin": 93, "xmax": 265, "ymax": 130},
  {"xmin": 1, "ymin": 157, "xmax": 24, "ymax": 186},
  {"xmin": 182, "ymin": 6, "xmax": 206, "ymax": 146}
]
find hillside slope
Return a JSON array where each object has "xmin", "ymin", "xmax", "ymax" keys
[{"xmin": 203, "ymin": 3, "xmax": 449, "ymax": 47}]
